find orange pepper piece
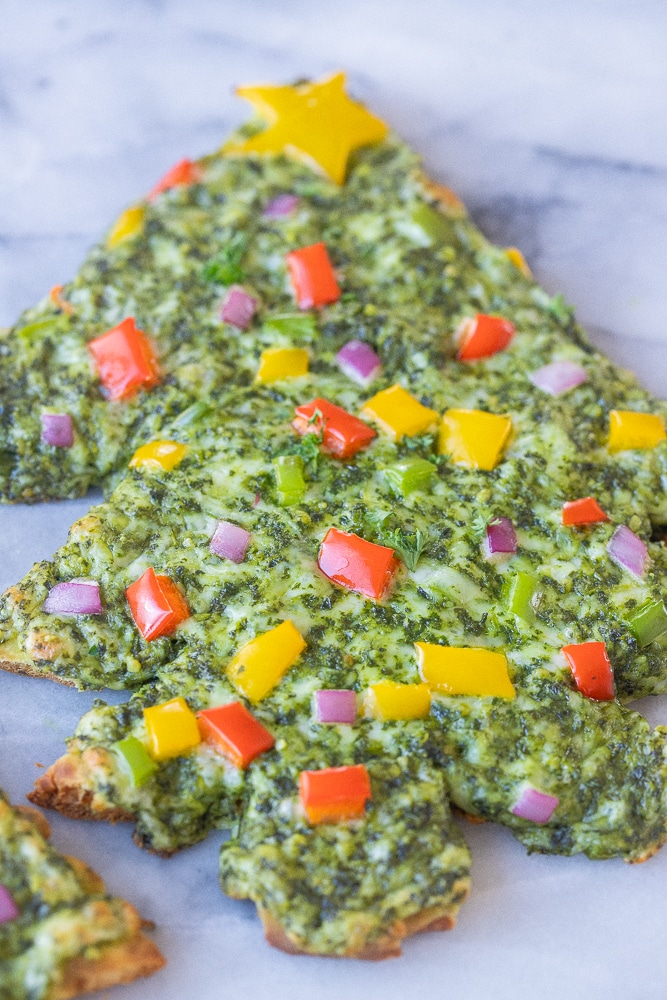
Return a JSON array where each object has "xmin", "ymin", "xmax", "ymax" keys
[
  {"xmin": 456, "ymin": 314, "xmax": 515, "ymax": 362},
  {"xmin": 49, "ymin": 285, "xmax": 75, "ymax": 316},
  {"xmin": 562, "ymin": 497, "xmax": 608, "ymax": 526},
  {"xmin": 318, "ymin": 527, "xmax": 398, "ymax": 600},
  {"xmin": 561, "ymin": 642, "xmax": 615, "ymax": 701},
  {"xmin": 197, "ymin": 701, "xmax": 275, "ymax": 769},
  {"xmin": 126, "ymin": 567, "xmax": 190, "ymax": 642},
  {"xmin": 286, "ymin": 242, "xmax": 341, "ymax": 309},
  {"xmin": 292, "ymin": 398, "xmax": 376, "ymax": 459},
  {"xmin": 148, "ymin": 158, "xmax": 202, "ymax": 201},
  {"xmin": 88, "ymin": 318, "xmax": 159, "ymax": 401},
  {"xmin": 299, "ymin": 764, "xmax": 372, "ymax": 824}
]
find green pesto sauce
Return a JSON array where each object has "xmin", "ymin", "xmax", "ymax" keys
[
  {"xmin": 2, "ymin": 128, "xmax": 667, "ymax": 947},
  {"xmin": 0, "ymin": 791, "xmax": 137, "ymax": 1000}
]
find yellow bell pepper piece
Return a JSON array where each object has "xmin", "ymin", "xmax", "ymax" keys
[
  {"xmin": 129, "ymin": 440, "xmax": 188, "ymax": 472},
  {"xmin": 415, "ymin": 643, "xmax": 515, "ymax": 699},
  {"xmin": 227, "ymin": 620, "xmax": 306, "ymax": 703},
  {"xmin": 107, "ymin": 205, "xmax": 145, "ymax": 248},
  {"xmin": 362, "ymin": 681, "xmax": 431, "ymax": 720},
  {"xmin": 361, "ymin": 384, "xmax": 439, "ymax": 440},
  {"xmin": 608, "ymin": 410, "xmax": 666, "ymax": 453},
  {"xmin": 439, "ymin": 408, "xmax": 512, "ymax": 470},
  {"xmin": 255, "ymin": 347, "xmax": 309, "ymax": 384},
  {"xmin": 143, "ymin": 697, "xmax": 201, "ymax": 761},
  {"xmin": 505, "ymin": 247, "xmax": 532, "ymax": 278},
  {"xmin": 236, "ymin": 73, "xmax": 388, "ymax": 186}
]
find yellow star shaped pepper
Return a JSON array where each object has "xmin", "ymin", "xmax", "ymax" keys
[{"xmin": 236, "ymin": 72, "xmax": 388, "ymax": 185}]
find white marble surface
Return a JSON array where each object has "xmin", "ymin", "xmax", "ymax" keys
[{"xmin": 1, "ymin": 2, "xmax": 667, "ymax": 998}]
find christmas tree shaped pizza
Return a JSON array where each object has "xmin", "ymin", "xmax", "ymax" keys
[
  {"xmin": 0, "ymin": 789, "xmax": 164, "ymax": 998},
  {"xmin": 2, "ymin": 74, "xmax": 667, "ymax": 958}
]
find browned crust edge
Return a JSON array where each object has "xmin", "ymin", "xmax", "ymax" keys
[
  {"xmin": 258, "ymin": 883, "xmax": 469, "ymax": 961},
  {"xmin": 51, "ymin": 931, "xmax": 166, "ymax": 1000},
  {"xmin": 0, "ymin": 656, "xmax": 77, "ymax": 687},
  {"xmin": 28, "ymin": 752, "xmax": 134, "ymax": 825}
]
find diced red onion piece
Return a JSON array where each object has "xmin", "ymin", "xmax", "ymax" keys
[
  {"xmin": 44, "ymin": 579, "xmax": 103, "ymax": 616},
  {"xmin": 210, "ymin": 521, "xmax": 251, "ymax": 563},
  {"xmin": 336, "ymin": 340, "xmax": 382, "ymax": 387},
  {"xmin": 483, "ymin": 517, "xmax": 517, "ymax": 560},
  {"xmin": 529, "ymin": 360, "xmax": 588, "ymax": 396},
  {"xmin": 607, "ymin": 525, "xmax": 649, "ymax": 578},
  {"xmin": 0, "ymin": 885, "xmax": 19, "ymax": 924},
  {"xmin": 41, "ymin": 413, "xmax": 74, "ymax": 448},
  {"xmin": 313, "ymin": 689, "xmax": 357, "ymax": 724},
  {"xmin": 263, "ymin": 194, "xmax": 300, "ymax": 218},
  {"xmin": 511, "ymin": 786, "xmax": 559, "ymax": 824},
  {"xmin": 253, "ymin": 492, "xmax": 261, "ymax": 508},
  {"xmin": 220, "ymin": 286, "xmax": 258, "ymax": 330}
]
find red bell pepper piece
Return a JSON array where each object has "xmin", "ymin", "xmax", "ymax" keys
[
  {"xmin": 286, "ymin": 242, "xmax": 341, "ymax": 309},
  {"xmin": 299, "ymin": 764, "xmax": 372, "ymax": 824},
  {"xmin": 318, "ymin": 527, "xmax": 398, "ymax": 600},
  {"xmin": 561, "ymin": 641, "xmax": 615, "ymax": 701},
  {"xmin": 197, "ymin": 701, "xmax": 274, "ymax": 769},
  {"xmin": 147, "ymin": 158, "xmax": 202, "ymax": 201},
  {"xmin": 562, "ymin": 497, "xmax": 609, "ymax": 526},
  {"xmin": 88, "ymin": 318, "xmax": 159, "ymax": 401},
  {"xmin": 293, "ymin": 398, "xmax": 376, "ymax": 459},
  {"xmin": 126, "ymin": 567, "xmax": 190, "ymax": 642},
  {"xmin": 456, "ymin": 314, "xmax": 515, "ymax": 361}
]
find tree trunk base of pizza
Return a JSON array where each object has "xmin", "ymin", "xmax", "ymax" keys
[{"xmin": 2, "ymin": 71, "xmax": 667, "ymax": 975}]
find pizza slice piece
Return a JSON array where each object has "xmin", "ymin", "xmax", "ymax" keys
[{"xmin": 0, "ymin": 790, "xmax": 164, "ymax": 999}]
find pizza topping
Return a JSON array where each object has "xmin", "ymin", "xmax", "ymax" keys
[
  {"xmin": 197, "ymin": 702, "xmax": 275, "ymax": 768},
  {"xmin": 626, "ymin": 600, "xmax": 667, "ymax": 648},
  {"xmin": 210, "ymin": 521, "xmax": 251, "ymax": 563},
  {"xmin": 126, "ymin": 567, "xmax": 190, "ymax": 641},
  {"xmin": 483, "ymin": 517, "xmax": 518, "ymax": 560},
  {"xmin": 505, "ymin": 247, "xmax": 532, "ymax": 277},
  {"xmin": 362, "ymin": 385, "xmax": 439, "ymax": 441},
  {"xmin": 362, "ymin": 681, "xmax": 431, "ymax": 720},
  {"xmin": 147, "ymin": 158, "xmax": 202, "ymax": 201},
  {"xmin": 561, "ymin": 642, "xmax": 615, "ymax": 701},
  {"xmin": 0, "ymin": 884, "xmax": 19, "ymax": 924},
  {"xmin": 299, "ymin": 764, "xmax": 372, "ymax": 824},
  {"xmin": 608, "ymin": 410, "xmax": 667, "ymax": 452},
  {"xmin": 511, "ymin": 786, "xmax": 559, "ymax": 824},
  {"xmin": 220, "ymin": 286, "xmax": 258, "ymax": 330},
  {"xmin": 383, "ymin": 457, "xmax": 437, "ymax": 496},
  {"xmin": 293, "ymin": 398, "xmax": 376, "ymax": 459},
  {"xmin": 49, "ymin": 284, "xmax": 75, "ymax": 315},
  {"xmin": 336, "ymin": 339, "xmax": 382, "ymax": 387},
  {"xmin": 416, "ymin": 644, "xmax": 516, "ymax": 699},
  {"xmin": 286, "ymin": 242, "xmax": 341, "ymax": 309},
  {"xmin": 439, "ymin": 409, "xmax": 512, "ymax": 470},
  {"xmin": 273, "ymin": 454, "xmax": 306, "ymax": 506},
  {"xmin": 88, "ymin": 318, "xmax": 159, "ymax": 401},
  {"xmin": 226, "ymin": 620, "xmax": 306, "ymax": 703},
  {"xmin": 317, "ymin": 527, "xmax": 398, "ymax": 601},
  {"xmin": 455, "ymin": 314, "xmax": 515, "ymax": 362},
  {"xmin": 129, "ymin": 440, "xmax": 188, "ymax": 472},
  {"xmin": 237, "ymin": 72, "xmax": 387, "ymax": 185},
  {"xmin": 313, "ymin": 689, "xmax": 357, "ymax": 724},
  {"xmin": 505, "ymin": 571, "xmax": 539, "ymax": 624},
  {"xmin": 607, "ymin": 525, "xmax": 649, "ymax": 578},
  {"xmin": 44, "ymin": 579, "xmax": 103, "ymax": 616},
  {"xmin": 106, "ymin": 205, "xmax": 145, "ymax": 248},
  {"xmin": 529, "ymin": 360, "xmax": 588, "ymax": 396},
  {"xmin": 562, "ymin": 497, "xmax": 608, "ymax": 526},
  {"xmin": 41, "ymin": 413, "xmax": 74, "ymax": 448},
  {"xmin": 263, "ymin": 193, "xmax": 300, "ymax": 218},
  {"xmin": 143, "ymin": 697, "xmax": 201, "ymax": 761},
  {"xmin": 113, "ymin": 735, "xmax": 158, "ymax": 787},
  {"xmin": 263, "ymin": 312, "xmax": 317, "ymax": 340},
  {"xmin": 255, "ymin": 347, "xmax": 309, "ymax": 383}
]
